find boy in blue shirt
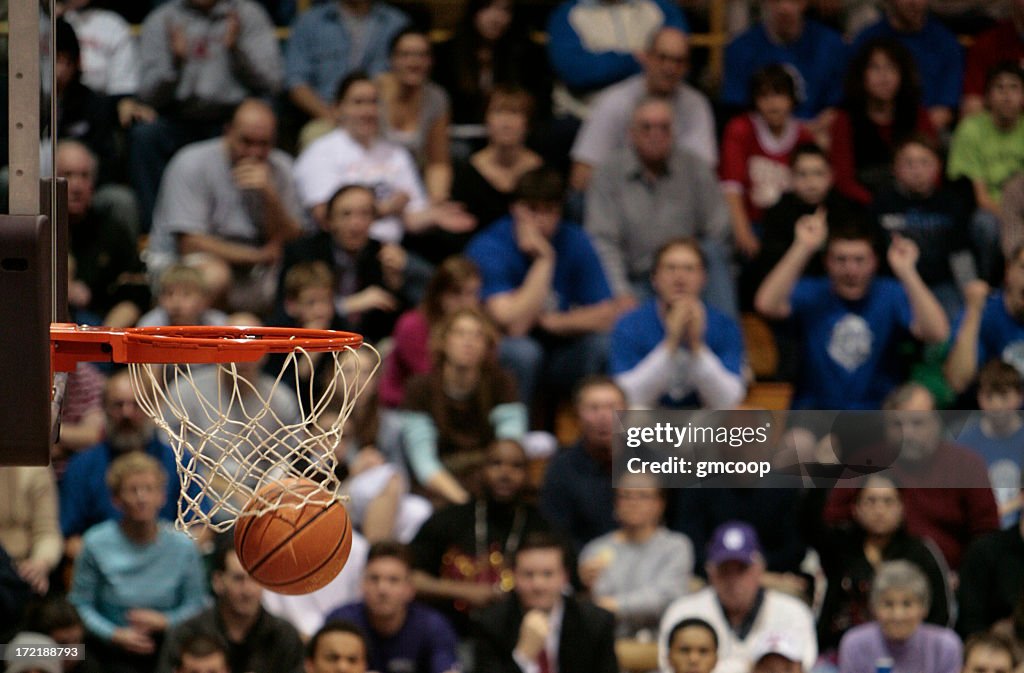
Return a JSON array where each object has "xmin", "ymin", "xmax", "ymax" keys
[
  {"xmin": 945, "ymin": 247, "xmax": 1024, "ymax": 394},
  {"xmin": 957, "ymin": 360, "xmax": 1024, "ymax": 526}
]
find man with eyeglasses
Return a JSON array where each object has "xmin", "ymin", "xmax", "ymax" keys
[
  {"xmin": 571, "ymin": 27, "xmax": 717, "ymax": 192},
  {"xmin": 578, "ymin": 473, "xmax": 693, "ymax": 638},
  {"xmin": 130, "ymin": 0, "xmax": 284, "ymax": 233},
  {"xmin": 609, "ymin": 237, "xmax": 746, "ymax": 409},
  {"xmin": 147, "ymin": 99, "xmax": 304, "ymax": 316},
  {"xmin": 546, "ymin": 0, "xmax": 687, "ymax": 136},
  {"xmin": 586, "ymin": 97, "xmax": 736, "ymax": 317}
]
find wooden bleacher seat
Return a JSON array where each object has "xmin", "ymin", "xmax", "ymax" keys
[
  {"xmin": 740, "ymin": 312, "xmax": 778, "ymax": 380},
  {"xmin": 616, "ymin": 639, "xmax": 659, "ymax": 673},
  {"xmin": 740, "ymin": 312, "xmax": 793, "ymax": 409}
]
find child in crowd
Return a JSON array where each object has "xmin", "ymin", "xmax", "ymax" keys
[
  {"xmin": 664, "ymin": 618, "xmax": 719, "ymax": 673},
  {"xmin": 282, "ymin": 261, "xmax": 344, "ymax": 333},
  {"xmin": 829, "ymin": 38, "xmax": 936, "ymax": 205},
  {"xmin": 136, "ymin": 264, "xmax": 227, "ymax": 328},
  {"xmin": 959, "ymin": 634, "xmax": 1017, "ymax": 673},
  {"xmin": 68, "ymin": 453, "xmax": 207, "ymax": 673},
  {"xmin": 720, "ymin": 64, "xmax": 815, "ymax": 261},
  {"xmin": 754, "ymin": 144, "xmax": 872, "ymax": 299},
  {"xmin": 958, "ymin": 360, "xmax": 1024, "ymax": 526},
  {"xmin": 272, "ymin": 260, "xmax": 351, "ymax": 391},
  {"xmin": 872, "ymin": 135, "xmax": 979, "ymax": 317},
  {"xmin": 948, "ymin": 64, "xmax": 1024, "ymax": 219},
  {"xmin": 749, "ymin": 144, "xmax": 872, "ymax": 375},
  {"xmin": 379, "ymin": 256, "xmax": 483, "ymax": 408}
]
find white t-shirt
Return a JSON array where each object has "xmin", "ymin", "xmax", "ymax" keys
[
  {"xmin": 571, "ymin": 74, "xmax": 717, "ymax": 168},
  {"xmin": 657, "ymin": 586, "xmax": 818, "ymax": 673},
  {"xmin": 64, "ymin": 7, "xmax": 139, "ymax": 96},
  {"xmin": 293, "ymin": 128, "xmax": 428, "ymax": 244}
]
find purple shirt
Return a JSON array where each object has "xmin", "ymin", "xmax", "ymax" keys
[
  {"xmin": 839, "ymin": 622, "xmax": 962, "ymax": 673},
  {"xmin": 325, "ymin": 601, "xmax": 459, "ymax": 673}
]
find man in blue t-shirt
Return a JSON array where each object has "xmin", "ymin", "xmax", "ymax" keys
[
  {"xmin": 956, "ymin": 360, "xmax": 1024, "ymax": 527},
  {"xmin": 466, "ymin": 167, "xmax": 624, "ymax": 407},
  {"xmin": 721, "ymin": 0, "xmax": 847, "ymax": 120},
  {"xmin": 755, "ymin": 211, "xmax": 949, "ymax": 409},
  {"xmin": 852, "ymin": 0, "xmax": 963, "ymax": 131},
  {"xmin": 325, "ymin": 541, "xmax": 459, "ymax": 673},
  {"xmin": 945, "ymin": 245, "xmax": 1024, "ymax": 393},
  {"xmin": 610, "ymin": 238, "xmax": 747, "ymax": 409}
]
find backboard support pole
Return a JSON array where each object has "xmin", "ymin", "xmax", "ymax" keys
[
  {"xmin": 0, "ymin": 2, "xmax": 67, "ymax": 465},
  {"xmin": 8, "ymin": 0, "xmax": 40, "ymax": 216}
]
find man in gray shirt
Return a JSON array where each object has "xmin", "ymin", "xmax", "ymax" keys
[
  {"xmin": 130, "ymin": 0, "xmax": 284, "ymax": 232},
  {"xmin": 585, "ymin": 97, "xmax": 736, "ymax": 317},
  {"xmin": 148, "ymin": 99, "xmax": 303, "ymax": 314},
  {"xmin": 570, "ymin": 27, "xmax": 716, "ymax": 192},
  {"xmin": 579, "ymin": 473, "xmax": 693, "ymax": 638}
]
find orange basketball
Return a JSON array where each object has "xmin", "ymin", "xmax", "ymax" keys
[{"xmin": 234, "ymin": 478, "xmax": 353, "ymax": 595}]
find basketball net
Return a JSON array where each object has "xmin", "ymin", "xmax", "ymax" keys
[{"xmin": 127, "ymin": 345, "xmax": 379, "ymax": 538}]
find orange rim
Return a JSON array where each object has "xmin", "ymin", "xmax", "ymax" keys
[{"xmin": 50, "ymin": 323, "xmax": 363, "ymax": 371}]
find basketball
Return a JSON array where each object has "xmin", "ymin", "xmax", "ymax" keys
[{"xmin": 234, "ymin": 478, "xmax": 353, "ymax": 595}]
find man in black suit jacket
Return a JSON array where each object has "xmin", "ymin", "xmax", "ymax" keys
[{"xmin": 473, "ymin": 532, "xmax": 618, "ymax": 673}]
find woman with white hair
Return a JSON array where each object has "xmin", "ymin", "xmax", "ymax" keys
[{"xmin": 838, "ymin": 560, "xmax": 961, "ymax": 673}]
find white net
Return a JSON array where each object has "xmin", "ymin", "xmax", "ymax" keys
[{"xmin": 127, "ymin": 344, "xmax": 379, "ymax": 538}]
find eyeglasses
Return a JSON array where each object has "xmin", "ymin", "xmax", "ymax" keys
[
  {"xmin": 651, "ymin": 51, "xmax": 689, "ymax": 66},
  {"xmin": 633, "ymin": 121, "xmax": 672, "ymax": 132}
]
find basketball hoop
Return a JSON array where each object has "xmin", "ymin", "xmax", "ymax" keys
[{"xmin": 50, "ymin": 323, "xmax": 378, "ymax": 539}]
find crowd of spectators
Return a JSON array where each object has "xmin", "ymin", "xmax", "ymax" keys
[{"xmin": 4, "ymin": 0, "xmax": 1024, "ymax": 671}]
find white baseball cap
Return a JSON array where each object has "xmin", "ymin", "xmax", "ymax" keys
[
  {"xmin": 752, "ymin": 631, "xmax": 803, "ymax": 664},
  {"xmin": 4, "ymin": 632, "xmax": 62, "ymax": 673}
]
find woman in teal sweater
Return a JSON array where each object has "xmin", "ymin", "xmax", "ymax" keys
[{"xmin": 69, "ymin": 452, "xmax": 208, "ymax": 673}]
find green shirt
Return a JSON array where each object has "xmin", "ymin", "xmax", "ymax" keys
[{"xmin": 948, "ymin": 112, "xmax": 1024, "ymax": 203}]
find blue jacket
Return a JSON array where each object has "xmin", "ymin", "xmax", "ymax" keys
[{"xmin": 59, "ymin": 437, "xmax": 199, "ymax": 536}]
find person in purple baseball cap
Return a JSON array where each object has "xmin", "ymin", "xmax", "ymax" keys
[{"xmin": 657, "ymin": 521, "xmax": 818, "ymax": 673}]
